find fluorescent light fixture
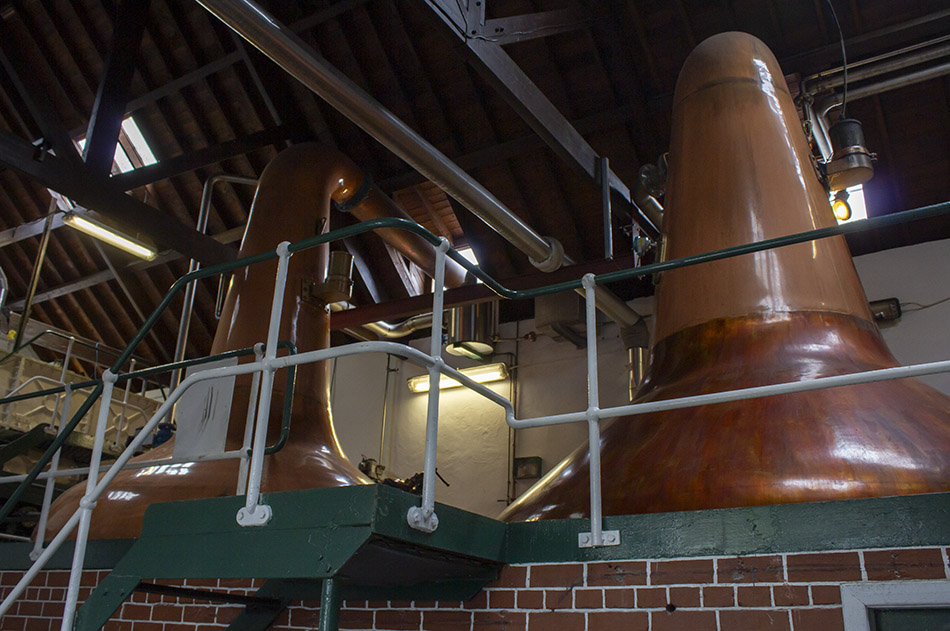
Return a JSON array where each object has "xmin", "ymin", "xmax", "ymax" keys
[
  {"xmin": 407, "ymin": 362, "xmax": 509, "ymax": 393},
  {"xmin": 63, "ymin": 213, "xmax": 157, "ymax": 260}
]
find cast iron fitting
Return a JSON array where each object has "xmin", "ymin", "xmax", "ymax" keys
[{"xmin": 529, "ymin": 237, "xmax": 566, "ymax": 273}]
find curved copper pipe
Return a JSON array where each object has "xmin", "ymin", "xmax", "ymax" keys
[
  {"xmin": 500, "ymin": 33, "xmax": 950, "ymax": 522},
  {"xmin": 49, "ymin": 143, "xmax": 450, "ymax": 539}
]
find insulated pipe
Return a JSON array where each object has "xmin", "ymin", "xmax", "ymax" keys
[
  {"xmin": 362, "ymin": 313, "xmax": 434, "ymax": 339},
  {"xmin": 197, "ymin": 0, "xmax": 642, "ymax": 331},
  {"xmin": 197, "ymin": 0, "xmax": 556, "ymax": 266}
]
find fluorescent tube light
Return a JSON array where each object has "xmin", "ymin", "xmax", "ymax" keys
[
  {"xmin": 63, "ymin": 213, "xmax": 157, "ymax": 260},
  {"xmin": 407, "ymin": 362, "xmax": 509, "ymax": 393}
]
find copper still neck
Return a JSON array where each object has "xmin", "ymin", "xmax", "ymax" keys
[
  {"xmin": 46, "ymin": 143, "xmax": 461, "ymax": 539},
  {"xmin": 499, "ymin": 32, "xmax": 950, "ymax": 522}
]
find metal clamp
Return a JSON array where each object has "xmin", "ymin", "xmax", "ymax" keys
[
  {"xmin": 236, "ymin": 504, "xmax": 273, "ymax": 527},
  {"xmin": 578, "ymin": 530, "xmax": 620, "ymax": 548},
  {"xmin": 406, "ymin": 506, "xmax": 439, "ymax": 533}
]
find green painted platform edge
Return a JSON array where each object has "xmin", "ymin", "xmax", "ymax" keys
[
  {"xmin": 3, "ymin": 491, "xmax": 949, "ymax": 572},
  {"xmin": 504, "ymin": 492, "xmax": 950, "ymax": 563},
  {"xmin": 0, "ymin": 539, "xmax": 134, "ymax": 570}
]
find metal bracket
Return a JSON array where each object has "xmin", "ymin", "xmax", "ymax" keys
[
  {"xmin": 406, "ymin": 506, "xmax": 440, "ymax": 533},
  {"xmin": 578, "ymin": 530, "xmax": 620, "ymax": 548},
  {"xmin": 236, "ymin": 503, "xmax": 273, "ymax": 527}
]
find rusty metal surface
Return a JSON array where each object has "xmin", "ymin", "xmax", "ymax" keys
[{"xmin": 500, "ymin": 33, "xmax": 950, "ymax": 522}]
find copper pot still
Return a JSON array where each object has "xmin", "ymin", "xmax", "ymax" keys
[
  {"xmin": 500, "ymin": 32, "xmax": 950, "ymax": 522},
  {"xmin": 45, "ymin": 144, "xmax": 465, "ymax": 540}
]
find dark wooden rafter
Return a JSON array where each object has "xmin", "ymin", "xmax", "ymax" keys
[{"xmin": 81, "ymin": 0, "xmax": 152, "ymax": 175}]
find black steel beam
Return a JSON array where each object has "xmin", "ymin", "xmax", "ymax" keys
[
  {"xmin": 82, "ymin": 0, "xmax": 151, "ymax": 175},
  {"xmin": 0, "ymin": 132, "xmax": 235, "ymax": 265},
  {"xmin": 111, "ymin": 124, "xmax": 300, "ymax": 190}
]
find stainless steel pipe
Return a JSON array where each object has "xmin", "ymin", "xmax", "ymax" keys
[
  {"xmin": 196, "ymin": 0, "xmax": 643, "ymax": 333},
  {"xmin": 197, "ymin": 0, "xmax": 553, "ymax": 265}
]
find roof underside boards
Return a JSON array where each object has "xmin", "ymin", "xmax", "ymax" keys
[{"xmin": 0, "ymin": 0, "xmax": 946, "ymax": 366}]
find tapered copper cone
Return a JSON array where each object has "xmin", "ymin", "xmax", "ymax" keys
[
  {"xmin": 46, "ymin": 144, "xmax": 379, "ymax": 539},
  {"xmin": 500, "ymin": 32, "xmax": 950, "ymax": 522}
]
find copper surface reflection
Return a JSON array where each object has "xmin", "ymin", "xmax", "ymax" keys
[{"xmin": 500, "ymin": 33, "xmax": 950, "ymax": 522}]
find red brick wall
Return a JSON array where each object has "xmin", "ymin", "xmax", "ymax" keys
[{"xmin": 2, "ymin": 547, "xmax": 948, "ymax": 631}]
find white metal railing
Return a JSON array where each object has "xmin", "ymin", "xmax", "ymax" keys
[{"xmin": 1, "ymin": 233, "xmax": 949, "ymax": 630}]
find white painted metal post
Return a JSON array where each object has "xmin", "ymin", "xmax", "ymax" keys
[
  {"xmin": 577, "ymin": 274, "xmax": 618, "ymax": 548},
  {"xmin": 31, "ymin": 383, "xmax": 72, "ymax": 561},
  {"xmin": 50, "ymin": 337, "xmax": 75, "ymax": 432},
  {"xmin": 60, "ymin": 369, "xmax": 117, "ymax": 631},
  {"xmin": 236, "ymin": 242, "xmax": 291, "ymax": 526},
  {"xmin": 114, "ymin": 358, "xmax": 136, "ymax": 448},
  {"xmin": 237, "ymin": 343, "xmax": 264, "ymax": 495},
  {"xmin": 407, "ymin": 238, "xmax": 450, "ymax": 533}
]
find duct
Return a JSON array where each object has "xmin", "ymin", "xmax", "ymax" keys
[
  {"xmin": 500, "ymin": 32, "xmax": 950, "ymax": 522},
  {"xmin": 196, "ymin": 0, "xmax": 644, "ymax": 333},
  {"xmin": 363, "ymin": 314, "xmax": 434, "ymax": 339},
  {"xmin": 329, "ymin": 302, "xmax": 435, "ymax": 340}
]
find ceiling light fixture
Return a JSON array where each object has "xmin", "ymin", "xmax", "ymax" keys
[
  {"xmin": 63, "ymin": 212, "xmax": 157, "ymax": 260},
  {"xmin": 407, "ymin": 362, "xmax": 509, "ymax": 393}
]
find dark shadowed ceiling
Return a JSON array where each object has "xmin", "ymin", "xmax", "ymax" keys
[{"xmin": 0, "ymin": 0, "xmax": 948, "ymax": 369}]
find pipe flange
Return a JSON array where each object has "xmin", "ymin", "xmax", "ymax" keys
[
  {"xmin": 529, "ymin": 237, "xmax": 565, "ymax": 273},
  {"xmin": 332, "ymin": 172, "xmax": 374, "ymax": 213}
]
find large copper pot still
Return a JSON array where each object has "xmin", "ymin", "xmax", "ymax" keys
[
  {"xmin": 501, "ymin": 32, "xmax": 950, "ymax": 522},
  {"xmin": 46, "ymin": 144, "xmax": 465, "ymax": 539}
]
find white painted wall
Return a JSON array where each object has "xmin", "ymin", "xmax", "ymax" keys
[
  {"xmin": 853, "ymin": 239, "xmax": 950, "ymax": 395},
  {"xmin": 331, "ymin": 239, "xmax": 949, "ymax": 518}
]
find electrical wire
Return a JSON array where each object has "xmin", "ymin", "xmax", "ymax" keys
[
  {"xmin": 823, "ymin": 0, "xmax": 848, "ymax": 117},
  {"xmin": 901, "ymin": 296, "xmax": 950, "ymax": 312}
]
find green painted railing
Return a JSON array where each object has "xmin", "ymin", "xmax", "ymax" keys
[{"xmin": 1, "ymin": 200, "xmax": 946, "ymax": 524}]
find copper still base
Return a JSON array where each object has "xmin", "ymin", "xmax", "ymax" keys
[{"xmin": 500, "ymin": 311, "xmax": 950, "ymax": 522}]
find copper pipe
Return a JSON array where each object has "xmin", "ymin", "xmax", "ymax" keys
[{"xmin": 500, "ymin": 33, "xmax": 950, "ymax": 522}]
